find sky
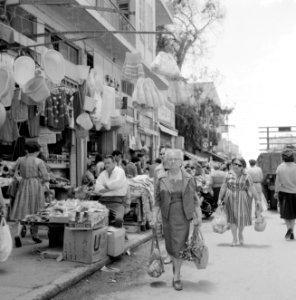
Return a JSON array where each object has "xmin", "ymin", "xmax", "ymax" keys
[{"xmin": 185, "ymin": 0, "xmax": 296, "ymax": 161}]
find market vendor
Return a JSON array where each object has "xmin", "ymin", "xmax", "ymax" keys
[
  {"xmin": 81, "ymin": 163, "xmax": 96, "ymax": 186},
  {"xmin": 95, "ymin": 155, "xmax": 128, "ymax": 228}
]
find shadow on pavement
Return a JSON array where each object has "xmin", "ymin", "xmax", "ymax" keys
[
  {"xmin": 182, "ymin": 279, "xmax": 216, "ymax": 293},
  {"xmin": 217, "ymin": 243, "xmax": 271, "ymax": 249},
  {"xmin": 150, "ymin": 281, "xmax": 167, "ymax": 288}
]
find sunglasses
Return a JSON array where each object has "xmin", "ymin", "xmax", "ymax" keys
[
  {"xmin": 186, "ymin": 166, "xmax": 196, "ymax": 170},
  {"xmin": 233, "ymin": 163, "xmax": 243, "ymax": 167}
]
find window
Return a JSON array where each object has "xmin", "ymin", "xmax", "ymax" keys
[
  {"xmin": 117, "ymin": 0, "xmax": 130, "ymax": 20},
  {"xmin": 87, "ymin": 52, "xmax": 94, "ymax": 68},
  {"xmin": 121, "ymin": 80, "xmax": 134, "ymax": 97},
  {"xmin": 139, "ymin": 1, "xmax": 145, "ymax": 42},
  {"xmin": 146, "ymin": 2, "xmax": 153, "ymax": 51},
  {"xmin": 7, "ymin": 6, "xmax": 37, "ymax": 41},
  {"xmin": 45, "ymin": 28, "xmax": 80, "ymax": 65}
]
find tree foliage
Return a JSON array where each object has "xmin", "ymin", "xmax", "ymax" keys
[
  {"xmin": 175, "ymin": 98, "xmax": 233, "ymax": 152},
  {"xmin": 157, "ymin": 0, "xmax": 225, "ymax": 70}
]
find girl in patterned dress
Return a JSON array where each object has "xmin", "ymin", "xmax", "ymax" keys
[{"xmin": 218, "ymin": 157, "xmax": 262, "ymax": 246}]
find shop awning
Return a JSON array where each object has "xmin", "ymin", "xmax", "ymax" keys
[
  {"xmin": 184, "ymin": 151, "xmax": 208, "ymax": 162},
  {"xmin": 158, "ymin": 123, "xmax": 178, "ymax": 136}
]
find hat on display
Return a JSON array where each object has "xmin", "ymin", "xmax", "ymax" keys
[
  {"xmin": 0, "ymin": 66, "xmax": 15, "ymax": 107},
  {"xmin": 42, "ymin": 49, "xmax": 65, "ymax": 84},
  {"xmin": 23, "ymin": 75, "xmax": 50, "ymax": 103},
  {"xmin": 13, "ymin": 56, "xmax": 35, "ymax": 87},
  {"xmin": 0, "ymin": 103, "xmax": 7, "ymax": 129},
  {"xmin": 76, "ymin": 112, "xmax": 93, "ymax": 131}
]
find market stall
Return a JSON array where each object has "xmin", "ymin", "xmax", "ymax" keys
[{"xmin": 124, "ymin": 175, "xmax": 154, "ymax": 232}]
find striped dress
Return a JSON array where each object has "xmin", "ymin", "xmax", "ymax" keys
[{"xmin": 222, "ymin": 170, "xmax": 253, "ymax": 227}]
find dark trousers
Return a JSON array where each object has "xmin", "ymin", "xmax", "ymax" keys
[
  {"xmin": 213, "ymin": 187, "xmax": 221, "ymax": 209},
  {"xmin": 100, "ymin": 196, "xmax": 125, "ymax": 228}
]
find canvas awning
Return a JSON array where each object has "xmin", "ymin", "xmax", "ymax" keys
[
  {"xmin": 158, "ymin": 123, "xmax": 178, "ymax": 136},
  {"xmin": 183, "ymin": 151, "xmax": 208, "ymax": 162}
]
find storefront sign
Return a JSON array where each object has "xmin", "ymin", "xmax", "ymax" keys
[{"xmin": 158, "ymin": 106, "xmax": 171, "ymax": 125}]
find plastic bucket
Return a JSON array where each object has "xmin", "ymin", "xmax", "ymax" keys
[
  {"xmin": 23, "ymin": 75, "xmax": 50, "ymax": 103},
  {"xmin": 13, "ymin": 56, "xmax": 35, "ymax": 87}
]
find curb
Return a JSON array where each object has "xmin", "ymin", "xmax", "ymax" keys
[{"xmin": 16, "ymin": 231, "xmax": 153, "ymax": 300}]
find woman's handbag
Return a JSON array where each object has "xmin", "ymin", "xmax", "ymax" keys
[
  {"xmin": 147, "ymin": 227, "xmax": 164, "ymax": 278},
  {"xmin": 212, "ymin": 205, "xmax": 230, "ymax": 234},
  {"xmin": 0, "ymin": 217, "xmax": 13, "ymax": 262}
]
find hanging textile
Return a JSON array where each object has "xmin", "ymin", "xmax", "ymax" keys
[
  {"xmin": 28, "ymin": 106, "xmax": 41, "ymax": 138},
  {"xmin": 132, "ymin": 78, "xmax": 164, "ymax": 109},
  {"xmin": 0, "ymin": 111, "xmax": 19, "ymax": 142},
  {"xmin": 122, "ymin": 52, "xmax": 145, "ymax": 82},
  {"xmin": 151, "ymin": 52, "xmax": 180, "ymax": 79},
  {"xmin": 11, "ymin": 89, "xmax": 28, "ymax": 122},
  {"xmin": 100, "ymin": 85, "xmax": 116, "ymax": 130},
  {"xmin": 44, "ymin": 92, "xmax": 70, "ymax": 131}
]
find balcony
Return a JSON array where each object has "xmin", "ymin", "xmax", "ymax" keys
[{"xmin": 84, "ymin": 0, "xmax": 136, "ymax": 47}]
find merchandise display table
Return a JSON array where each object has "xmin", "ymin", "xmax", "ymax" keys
[{"xmin": 20, "ymin": 220, "xmax": 67, "ymax": 248}]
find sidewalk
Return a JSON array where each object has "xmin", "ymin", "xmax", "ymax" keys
[{"xmin": 0, "ymin": 223, "xmax": 152, "ymax": 300}]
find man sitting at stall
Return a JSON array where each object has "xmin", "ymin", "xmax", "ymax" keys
[{"xmin": 95, "ymin": 155, "xmax": 128, "ymax": 228}]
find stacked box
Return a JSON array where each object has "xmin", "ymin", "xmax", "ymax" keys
[{"xmin": 63, "ymin": 226, "xmax": 108, "ymax": 264}]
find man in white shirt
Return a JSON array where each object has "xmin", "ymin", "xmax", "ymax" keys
[{"xmin": 95, "ymin": 155, "xmax": 128, "ymax": 228}]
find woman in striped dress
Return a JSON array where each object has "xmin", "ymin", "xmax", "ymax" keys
[{"xmin": 218, "ymin": 157, "xmax": 261, "ymax": 246}]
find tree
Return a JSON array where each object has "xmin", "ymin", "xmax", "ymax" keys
[{"xmin": 157, "ymin": 0, "xmax": 225, "ymax": 71}]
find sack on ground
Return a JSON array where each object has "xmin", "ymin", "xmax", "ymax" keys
[
  {"xmin": 0, "ymin": 217, "xmax": 13, "ymax": 262},
  {"xmin": 212, "ymin": 205, "xmax": 230, "ymax": 234},
  {"xmin": 254, "ymin": 213, "xmax": 266, "ymax": 232},
  {"xmin": 147, "ymin": 228, "xmax": 164, "ymax": 278},
  {"xmin": 180, "ymin": 226, "xmax": 209, "ymax": 269}
]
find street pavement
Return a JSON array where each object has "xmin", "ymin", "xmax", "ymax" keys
[
  {"xmin": 84, "ymin": 209, "xmax": 296, "ymax": 300},
  {"xmin": 0, "ymin": 224, "xmax": 152, "ymax": 300}
]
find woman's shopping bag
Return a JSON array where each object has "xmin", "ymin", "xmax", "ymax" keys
[
  {"xmin": 254, "ymin": 212, "xmax": 267, "ymax": 232},
  {"xmin": 0, "ymin": 217, "xmax": 13, "ymax": 262},
  {"xmin": 179, "ymin": 226, "xmax": 209, "ymax": 270},
  {"xmin": 212, "ymin": 205, "xmax": 230, "ymax": 234},
  {"xmin": 147, "ymin": 228, "xmax": 164, "ymax": 278}
]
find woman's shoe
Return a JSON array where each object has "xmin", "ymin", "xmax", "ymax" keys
[
  {"xmin": 231, "ymin": 240, "xmax": 238, "ymax": 247},
  {"xmin": 285, "ymin": 229, "xmax": 292, "ymax": 240},
  {"xmin": 15, "ymin": 236, "xmax": 22, "ymax": 248},
  {"xmin": 172, "ymin": 280, "xmax": 183, "ymax": 291},
  {"xmin": 32, "ymin": 237, "xmax": 42, "ymax": 244}
]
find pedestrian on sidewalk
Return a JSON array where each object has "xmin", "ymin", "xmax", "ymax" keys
[
  {"xmin": 10, "ymin": 142, "xmax": 50, "ymax": 248},
  {"xmin": 209, "ymin": 164, "xmax": 226, "ymax": 210},
  {"xmin": 153, "ymin": 146, "xmax": 172, "ymax": 264},
  {"xmin": 152, "ymin": 149, "xmax": 202, "ymax": 291},
  {"xmin": 274, "ymin": 148, "xmax": 296, "ymax": 240},
  {"xmin": 218, "ymin": 157, "xmax": 262, "ymax": 246}
]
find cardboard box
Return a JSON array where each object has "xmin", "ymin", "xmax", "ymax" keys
[
  {"xmin": 63, "ymin": 226, "xmax": 108, "ymax": 264},
  {"xmin": 107, "ymin": 226, "xmax": 125, "ymax": 257}
]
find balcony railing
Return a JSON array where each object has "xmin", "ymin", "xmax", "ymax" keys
[{"xmin": 84, "ymin": 0, "xmax": 136, "ymax": 47}]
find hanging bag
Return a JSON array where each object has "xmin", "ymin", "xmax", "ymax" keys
[
  {"xmin": 147, "ymin": 227, "xmax": 164, "ymax": 278},
  {"xmin": 212, "ymin": 205, "xmax": 230, "ymax": 234},
  {"xmin": 180, "ymin": 226, "xmax": 209, "ymax": 270},
  {"xmin": 0, "ymin": 217, "xmax": 13, "ymax": 262},
  {"xmin": 254, "ymin": 211, "xmax": 267, "ymax": 232},
  {"xmin": 191, "ymin": 227, "xmax": 209, "ymax": 269}
]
